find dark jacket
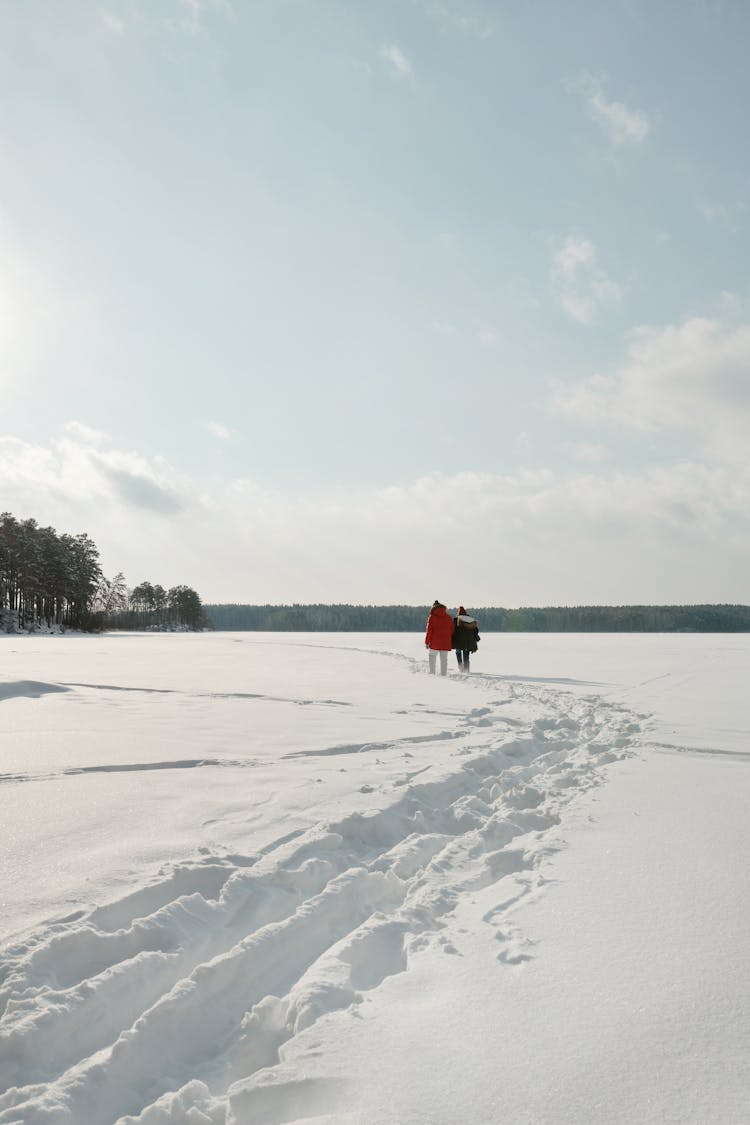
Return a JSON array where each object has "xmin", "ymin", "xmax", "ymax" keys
[
  {"xmin": 453, "ymin": 614, "xmax": 479, "ymax": 653},
  {"xmin": 425, "ymin": 605, "xmax": 455, "ymax": 651}
]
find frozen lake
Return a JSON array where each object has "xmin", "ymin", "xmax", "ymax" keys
[{"xmin": 1, "ymin": 631, "xmax": 749, "ymax": 1123}]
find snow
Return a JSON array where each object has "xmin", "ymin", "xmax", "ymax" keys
[{"xmin": 0, "ymin": 631, "xmax": 748, "ymax": 1124}]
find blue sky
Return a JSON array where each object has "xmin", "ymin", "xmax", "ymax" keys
[{"xmin": 1, "ymin": 0, "xmax": 749, "ymax": 604}]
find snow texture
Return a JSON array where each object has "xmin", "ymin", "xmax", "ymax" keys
[{"xmin": 0, "ymin": 632, "xmax": 748, "ymax": 1124}]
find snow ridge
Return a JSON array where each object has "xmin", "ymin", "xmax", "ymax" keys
[{"xmin": 0, "ymin": 680, "xmax": 642, "ymax": 1125}]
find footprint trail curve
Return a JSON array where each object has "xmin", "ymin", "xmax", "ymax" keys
[{"xmin": 0, "ymin": 679, "xmax": 644, "ymax": 1125}]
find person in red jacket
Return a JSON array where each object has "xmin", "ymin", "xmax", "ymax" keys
[{"xmin": 424, "ymin": 599, "xmax": 455, "ymax": 675}]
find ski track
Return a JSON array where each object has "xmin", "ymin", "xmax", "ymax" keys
[
  {"xmin": 56, "ymin": 683, "xmax": 353, "ymax": 708},
  {"xmin": 0, "ymin": 672, "xmax": 645, "ymax": 1125},
  {"xmin": 0, "ymin": 760, "xmax": 272, "ymax": 787}
]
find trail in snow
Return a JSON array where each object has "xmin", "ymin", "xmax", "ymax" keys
[
  {"xmin": 0, "ymin": 655, "xmax": 644, "ymax": 1125},
  {"xmin": 59, "ymin": 683, "xmax": 353, "ymax": 707}
]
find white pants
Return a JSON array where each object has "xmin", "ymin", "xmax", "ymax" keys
[{"xmin": 428, "ymin": 649, "xmax": 448, "ymax": 675}]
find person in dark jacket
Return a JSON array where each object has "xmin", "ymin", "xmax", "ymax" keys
[
  {"xmin": 453, "ymin": 606, "xmax": 479, "ymax": 672},
  {"xmin": 424, "ymin": 600, "xmax": 454, "ymax": 675}
]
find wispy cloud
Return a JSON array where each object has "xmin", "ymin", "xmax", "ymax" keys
[
  {"xmin": 179, "ymin": 0, "xmax": 205, "ymax": 34},
  {"xmin": 431, "ymin": 320, "xmax": 457, "ymax": 335},
  {"xmin": 379, "ymin": 43, "xmax": 416, "ymax": 83},
  {"xmin": 416, "ymin": 1, "xmax": 495, "ymax": 40},
  {"xmin": 100, "ymin": 9, "xmax": 125, "ymax": 35},
  {"xmin": 550, "ymin": 235, "xmax": 623, "ymax": 324},
  {"xmin": 207, "ymin": 420, "xmax": 232, "ymax": 441},
  {"xmin": 64, "ymin": 420, "xmax": 109, "ymax": 446},
  {"xmin": 578, "ymin": 74, "xmax": 650, "ymax": 146},
  {"xmin": 697, "ymin": 200, "xmax": 742, "ymax": 232},
  {"xmin": 176, "ymin": 0, "xmax": 232, "ymax": 36}
]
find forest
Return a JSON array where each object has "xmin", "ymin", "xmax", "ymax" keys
[
  {"xmin": 0, "ymin": 512, "xmax": 206, "ymax": 632},
  {"xmin": 205, "ymin": 602, "xmax": 750, "ymax": 633}
]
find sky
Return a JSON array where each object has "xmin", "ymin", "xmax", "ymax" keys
[{"xmin": 1, "ymin": 0, "xmax": 749, "ymax": 606}]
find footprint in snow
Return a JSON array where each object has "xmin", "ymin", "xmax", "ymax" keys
[{"xmin": 494, "ymin": 925, "xmax": 536, "ymax": 966}]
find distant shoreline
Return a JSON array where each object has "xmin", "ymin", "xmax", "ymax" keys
[{"xmin": 204, "ymin": 604, "xmax": 750, "ymax": 633}]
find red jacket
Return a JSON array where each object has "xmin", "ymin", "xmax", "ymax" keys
[{"xmin": 425, "ymin": 605, "xmax": 455, "ymax": 651}]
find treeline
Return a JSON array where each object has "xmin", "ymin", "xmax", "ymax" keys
[
  {"xmin": 115, "ymin": 581, "xmax": 206, "ymax": 631},
  {"xmin": 1, "ymin": 511, "xmax": 207, "ymax": 633},
  {"xmin": 205, "ymin": 603, "xmax": 750, "ymax": 633}
]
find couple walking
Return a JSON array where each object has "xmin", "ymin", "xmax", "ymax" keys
[{"xmin": 424, "ymin": 600, "xmax": 480, "ymax": 676}]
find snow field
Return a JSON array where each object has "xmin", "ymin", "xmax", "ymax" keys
[
  {"xmin": 1, "ymin": 632, "xmax": 748, "ymax": 1124},
  {"xmin": 0, "ymin": 636, "xmax": 644, "ymax": 1124}
]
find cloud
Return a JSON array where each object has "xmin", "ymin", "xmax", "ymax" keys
[
  {"xmin": 698, "ymin": 202, "xmax": 729, "ymax": 226},
  {"xmin": 64, "ymin": 420, "xmax": 109, "ymax": 446},
  {"xmin": 697, "ymin": 201, "xmax": 742, "ymax": 232},
  {"xmin": 554, "ymin": 306, "xmax": 750, "ymax": 464},
  {"xmin": 550, "ymin": 235, "xmax": 623, "ymax": 323},
  {"xmin": 578, "ymin": 74, "xmax": 650, "ymax": 146},
  {"xmin": 197, "ymin": 464, "xmax": 750, "ymax": 604},
  {"xmin": 95, "ymin": 462, "xmax": 183, "ymax": 514},
  {"xmin": 175, "ymin": 0, "xmax": 232, "ymax": 35},
  {"xmin": 99, "ymin": 0, "xmax": 231, "ymax": 37},
  {"xmin": 0, "ymin": 425, "xmax": 184, "ymax": 524},
  {"xmin": 415, "ymin": 1, "xmax": 495, "ymax": 40},
  {"xmin": 379, "ymin": 43, "xmax": 416, "ymax": 83},
  {"xmin": 100, "ymin": 9, "xmax": 125, "ymax": 34},
  {"xmin": 432, "ymin": 320, "xmax": 457, "ymax": 334},
  {"xmin": 207, "ymin": 420, "xmax": 232, "ymax": 441},
  {"xmin": 2, "ymin": 426, "xmax": 748, "ymax": 605},
  {"xmin": 179, "ymin": 0, "xmax": 205, "ymax": 34}
]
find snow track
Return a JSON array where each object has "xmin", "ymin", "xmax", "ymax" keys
[{"xmin": 0, "ymin": 668, "xmax": 644, "ymax": 1125}]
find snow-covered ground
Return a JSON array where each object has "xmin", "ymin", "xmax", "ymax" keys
[{"xmin": 1, "ymin": 631, "xmax": 748, "ymax": 1124}]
